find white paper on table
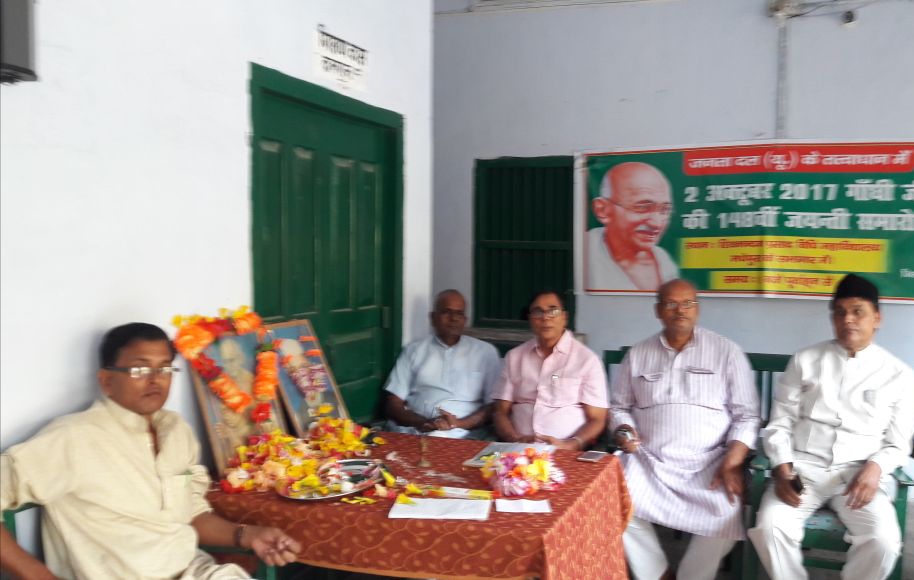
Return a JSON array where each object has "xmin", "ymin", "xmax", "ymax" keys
[
  {"xmin": 495, "ymin": 499, "xmax": 552, "ymax": 513},
  {"xmin": 388, "ymin": 498, "xmax": 492, "ymax": 520}
]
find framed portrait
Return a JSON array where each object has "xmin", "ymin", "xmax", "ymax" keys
[
  {"xmin": 190, "ymin": 331, "xmax": 291, "ymax": 475},
  {"xmin": 265, "ymin": 319, "xmax": 350, "ymax": 436}
]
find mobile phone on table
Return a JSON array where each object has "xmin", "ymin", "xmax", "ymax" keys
[{"xmin": 577, "ymin": 450, "xmax": 608, "ymax": 463}]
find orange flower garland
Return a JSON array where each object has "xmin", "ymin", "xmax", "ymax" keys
[
  {"xmin": 250, "ymin": 343, "xmax": 279, "ymax": 422},
  {"xmin": 173, "ymin": 306, "xmax": 276, "ymax": 421},
  {"xmin": 253, "ymin": 348, "xmax": 279, "ymax": 399}
]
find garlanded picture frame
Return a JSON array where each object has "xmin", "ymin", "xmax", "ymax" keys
[
  {"xmin": 188, "ymin": 330, "xmax": 291, "ymax": 475},
  {"xmin": 265, "ymin": 319, "xmax": 350, "ymax": 437}
]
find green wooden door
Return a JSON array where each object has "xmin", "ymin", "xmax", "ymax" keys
[{"xmin": 250, "ymin": 64, "xmax": 403, "ymax": 424}]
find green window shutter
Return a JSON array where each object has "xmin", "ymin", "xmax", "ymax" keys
[{"xmin": 474, "ymin": 156, "xmax": 574, "ymax": 328}]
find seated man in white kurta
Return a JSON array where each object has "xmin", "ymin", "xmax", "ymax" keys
[
  {"xmin": 748, "ymin": 274, "xmax": 914, "ymax": 580},
  {"xmin": 610, "ymin": 279, "xmax": 760, "ymax": 580},
  {"xmin": 385, "ymin": 290, "xmax": 502, "ymax": 438},
  {"xmin": 0, "ymin": 323, "xmax": 301, "ymax": 580}
]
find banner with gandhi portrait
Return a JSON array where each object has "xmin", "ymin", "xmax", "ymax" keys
[{"xmin": 580, "ymin": 141, "xmax": 914, "ymax": 301}]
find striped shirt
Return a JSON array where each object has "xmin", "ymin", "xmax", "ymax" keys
[{"xmin": 610, "ymin": 327, "xmax": 760, "ymax": 539}]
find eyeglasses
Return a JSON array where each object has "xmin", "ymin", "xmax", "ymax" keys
[
  {"xmin": 529, "ymin": 307, "xmax": 564, "ymax": 320},
  {"xmin": 436, "ymin": 308, "xmax": 466, "ymax": 319},
  {"xmin": 609, "ymin": 198, "xmax": 673, "ymax": 217},
  {"xmin": 105, "ymin": 366, "xmax": 181, "ymax": 379},
  {"xmin": 658, "ymin": 300, "xmax": 699, "ymax": 311}
]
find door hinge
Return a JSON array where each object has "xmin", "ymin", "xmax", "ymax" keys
[{"xmin": 381, "ymin": 306, "xmax": 392, "ymax": 329}]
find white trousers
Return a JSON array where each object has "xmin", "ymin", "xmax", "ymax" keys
[
  {"xmin": 622, "ymin": 516, "xmax": 736, "ymax": 580},
  {"xmin": 747, "ymin": 461, "xmax": 901, "ymax": 580}
]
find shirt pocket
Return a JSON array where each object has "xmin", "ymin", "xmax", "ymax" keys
[
  {"xmin": 540, "ymin": 377, "xmax": 581, "ymax": 408},
  {"xmin": 685, "ymin": 368, "xmax": 725, "ymax": 410},
  {"xmin": 857, "ymin": 388, "xmax": 892, "ymax": 427},
  {"xmin": 455, "ymin": 370, "xmax": 486, "ymax": 400},
  {"xmin": 162, "ymin": 473, "xmax": 193, "ymax": 522},
  {"xmin": 633, "ymin": 372, "xmax": 664, "ymax": 407}
]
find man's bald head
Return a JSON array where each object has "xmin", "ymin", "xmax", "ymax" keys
[
  {"xmin": 600, "ymin": 162, "xmax": 671, "ymax": 203},
  {"xmin": 593, "ymin": 162, "xmax": 673, "ymax": 254},
  {"xmin": 657, "ymin": 278, "xmax": 697, "ymax": 303},
  {"xmin": 655, "ymin": 278, "xmax": 700, "ymax": 338},
  {"xmin": 430, "ymin": 290, "xmax": 467, "ymax": 346},
  {"xmin": 434, "ymin": 289, "xmax": 464, "ymax": 311}
]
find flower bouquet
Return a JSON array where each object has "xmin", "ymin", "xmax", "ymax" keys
[{"xmin": 480, "ymin": 448, "xmax": 566, "ymax": 497}]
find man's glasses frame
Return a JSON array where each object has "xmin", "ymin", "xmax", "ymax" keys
[
  {"xmin": 105, "ymin": 366, "xmax": 181, "ymax": 379},
  {"xmin": 436, "ymin": 308, "xmax": 466, "ymax": 319},
  {"xmin": 529, "ymin": 307, "xmax": 565, "ymax": 320},
  {"xmin": 658, "ymin": 300, "xmax": 699, "ymax": 311},
  {"xmin": 608, "ymin": 198, "xmax": 674, "ymax": 217}
]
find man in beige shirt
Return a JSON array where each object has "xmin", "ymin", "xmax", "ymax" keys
[{"xmin": 0, "ymin": 323, "xmax": 302, "ymax": 580}]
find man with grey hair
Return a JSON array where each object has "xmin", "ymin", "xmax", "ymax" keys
[
  {"xmin": 385, "ymin": 290, "xmax": 501, "ymax": 439},
  {"xmin": 587, "ymin": 162, "xmax": 678, "ymax": 291},
  {"xmin": 612, "ymin": 278, "xmax": 760, "ymax": 579}
]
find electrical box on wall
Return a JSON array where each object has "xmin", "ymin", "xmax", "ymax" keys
[{"xmin": 1, "ymin": 0, "xmax": 37, "ymax": 83}]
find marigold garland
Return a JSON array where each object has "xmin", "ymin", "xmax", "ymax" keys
[{"xmin": 173, "ymin": 306, "xmax": 274, "ymax": 420}]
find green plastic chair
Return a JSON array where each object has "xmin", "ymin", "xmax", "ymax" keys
[
  {"xmin": 2, "ymin": 503, "xmax": 277, "ymax": 580},
  {"xmin": 602, "ymin": 346, "xmax": 629, "ymax": 379},
  {"xmin": 601, "ymin": 347, "xmax": 630, "ymax": 452},
  {"xmin": 739, "ymin": 352, "xmax": 912, "ymax": 580}
]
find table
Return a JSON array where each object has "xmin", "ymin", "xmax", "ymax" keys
[{"xmin": 208, "ymin": 433, "xmax": 632, "ymax": 579}]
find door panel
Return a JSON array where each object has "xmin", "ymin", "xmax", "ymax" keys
[
  {"xmin": 254, "ymin": 140, "xmax": 285, "ymax": 319},
  {"xmin": 252, "ymin": 68, "xmax": 401, "ymax": 424},
  {"xmin": 328, "ymin": 157, "xmax": 354, "ymax": 311},
  {"xmin": 286, "ymin": 147, "xmax": 316, "ymax": 319}
]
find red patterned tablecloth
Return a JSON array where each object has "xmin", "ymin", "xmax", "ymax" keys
[{"xmin": 208, "ymin": 433, "xmax": 632, "ymax": 579}]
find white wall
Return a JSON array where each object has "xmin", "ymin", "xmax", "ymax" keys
[
  {"xmin": 0, "ymin": 0, "xmax": 433, "ymax": 449},
  {"xmin": 434, "ymin": 0, "xmax": 914, "ymax": 363}
]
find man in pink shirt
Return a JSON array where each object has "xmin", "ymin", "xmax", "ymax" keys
[{"xmin": 491, "ymin": 290, "xmax": 609, "ymax": 450}]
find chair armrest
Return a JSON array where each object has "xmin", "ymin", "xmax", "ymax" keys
[
  {"xmin": 2, "ymin": 503, "xmax": 40, "ymax": 539},
  {"xmin": 892, "ymin": 467, "xmax": 913, "ymax": 486},
  {"xmin": 749, "ymin": 454, "xmax": 770, "ymax": 472},
  {"xmin": 199, "ymin": 545, "xmax": 252, "ymax": 555}
]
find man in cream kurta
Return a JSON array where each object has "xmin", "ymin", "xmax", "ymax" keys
[
  {"xmin": 1, "ymin": 398, "xmax": 241, "ymax": 579},
  {"xmin": 0, "ymin": 323, "xmax": 300, "ymax": 580},
  {"xmin": 749, "ymin": 275, "xmax": 914, "ymax": 580}
]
